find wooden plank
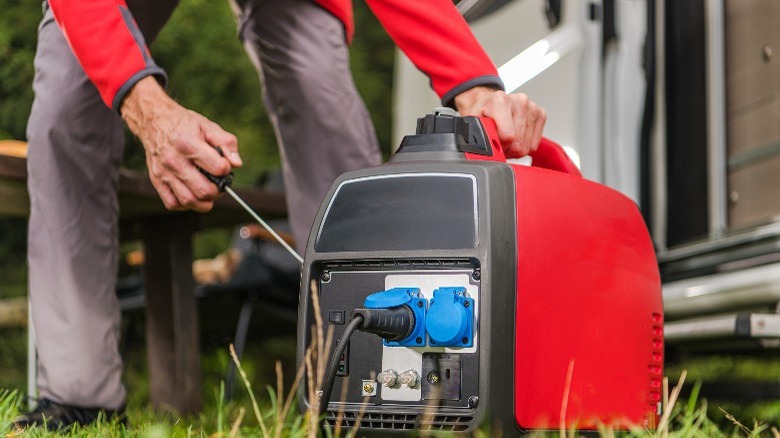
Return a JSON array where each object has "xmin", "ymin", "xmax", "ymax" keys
[
  {"xmin": 0, "ymin": 297, "xmax": 27, "ymax": 328},
  {"xmin": 0, "ymin": 179, "xmax": 30, "ymax": 217},
  {"xmin": 0, "ymin": 140, "xmax": 28, "ymax": 158},
  {"xmin": 727, "ymin": 99, "xmax": 780, "ymax": 157},
  {"xmin": 729, "ymin": 153, "xmax": 780, "ymax": 228},
  {"xmin": 725, "ymin": 0, "xmax": 780, "ymax": 229},
  {"xmin": 117, "ymin": 168, "xmax": 288, "ymax": 224},
  {"xmin": 0, "ymin": 154, "xmax": 288, "ymax": 231},
  {"xmin": 0, "ymin": 152, "xmax": 30, "ymax": 217},
  {"xmin": 143, "ymin": 213, "xmax": 202, "ymax": 414},
  {"xmin": 724, "ymin": 0, "xmax": 778, "ymax": 113},
  {"xmin": 0, "ymin": 155, "xmax": 27, "ymax": 181}
]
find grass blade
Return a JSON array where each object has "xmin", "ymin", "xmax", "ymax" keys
[{"xmin": 229, "ymin": 343, "xmax": 269, "ymax": 437}]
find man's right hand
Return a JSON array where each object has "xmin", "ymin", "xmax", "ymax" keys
[{"xmin": 120, "ymin": 76, "xmax": 242, "ymax": 212}]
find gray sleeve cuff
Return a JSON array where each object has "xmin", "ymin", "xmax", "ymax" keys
[
  {"xmin": 441, "ymin": 75, "xmax": 505, "ymax": 109},
  {"xmin": 112, "ymin": 67, "xmax": 168, "ymax": 113}
]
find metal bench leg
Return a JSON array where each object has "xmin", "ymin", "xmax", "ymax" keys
[
  {"xmin": 27, "ymin": 297, "xmax": 37, "ymax": 410},
  {"xmin": 225, "ymin": 292, "xmax": 256, "ymax": 402}
]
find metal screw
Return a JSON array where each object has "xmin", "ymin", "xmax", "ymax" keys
[
  {"xmin": 472, "ymin": 270, "xmax": 481, "ymax": 281},
  {"xmin": 468, "ymin": 396, "xmax": 479, "ymax": 408},
  {"xmin": 416, "ymin": 337, "xmax": 423, "ymax": 344},
  {"xmin": 462, "ymin": 337, "xmax": 469, "ymax": 344},
  {"xmin": 363, "ymin": 382, "xmax": 374, "ymax": 393},
  {"xmin": 427, "ymin": 371, "xmax": 440, "ymax": 384},
  {"xmin": 463, "ymin": 301, "xmax": 470, "ymax": 308},
  {"xmin": 417, "ymin": 300, "xmax": 424, "ymax": 308},
  {"xmin": 321, "ymin": 271, "xmax": 331, "ymax": 282}
]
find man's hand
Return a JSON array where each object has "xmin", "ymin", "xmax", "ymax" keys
[
  {"xmin": 121, "ymin": 76, "xmax": 242, "ymax": 212},
  {"xmin": 454, "ymin": 86, "xmax": 546, "ymax": 158}
]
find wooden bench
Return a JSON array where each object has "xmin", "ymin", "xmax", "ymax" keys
[{"xmin": 0, "ymin": 140, "xmax": 288, "ymax": 414}]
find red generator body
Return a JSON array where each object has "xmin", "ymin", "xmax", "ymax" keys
[{"xmin": 297, "ymin": 109, "xmax": 663, "ymax": 434}]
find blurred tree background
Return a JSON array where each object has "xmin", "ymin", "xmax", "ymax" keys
[
  {"xmin": 0, "ymin": 0, "xmax": 37, "ymax": 301},
  {"xmin": 0, "ymin": 0, "xmax": 394, "ymax": 291},
  {"xmin": 0, "ymin": 0, "xmax": 394, "ymax": 392}
]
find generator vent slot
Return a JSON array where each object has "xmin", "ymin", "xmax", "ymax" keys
[
  {"xmin": 420, "ymin": 415, "xmax": 473, "ymax": 431},
  {"xmin": 322, "ymin": 259, "xmax": 474, "ymax": 270},
  {"xmin": 324, "ymin": 411, "xmax": 473, "ymax": 431},
  {"xmin": 324, "ymin": 411, "xmax": 417, "ymax": 430},
  {"xmin": 648, "ymin": 312, "xmax": 664, "ymax": 409}
]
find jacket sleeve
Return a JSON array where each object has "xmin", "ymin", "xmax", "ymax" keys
[
  {"xmin": 364, "ymin": 0, "xmax": 504, "ymax": 107},
  {"xmin": 48, "ymin": 0, "xmax": 167, "ymax": 112}
]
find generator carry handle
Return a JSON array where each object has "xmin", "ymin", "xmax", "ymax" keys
[
  {"xmin": 530, "ymin": 137, "xmax": 582, "ymax": 178},
  {"xmin": 477, "ymin": 116, "xmax": 583, "ymax": 178}
]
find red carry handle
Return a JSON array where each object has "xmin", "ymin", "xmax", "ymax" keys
[
  {"xmin": 530, "ymin": 137, "xmax": 582, "ymax": 178},
  {"xmin": 475, "ymin": 116, "xmax": 582, "ymax": 178}
]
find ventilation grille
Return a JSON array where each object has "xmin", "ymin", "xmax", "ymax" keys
[
  {"xmin": 325, "ymin": 411, "xmax": 416, "ymax": 430},
  {"xmin": 324, "ymin": 411, "xmax": 473, "ymax": 432},
  {"xmin": 648, "ymin": 312, "xmax": 664, "ymax": 415},
  {"xmin": 420, "ymin": 415, "xmax": 473, "ymax": 431}
]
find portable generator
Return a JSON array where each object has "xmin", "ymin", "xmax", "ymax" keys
[{"xmin": 296, "ymin": 109, "xmax": 663, "ymax": 434}]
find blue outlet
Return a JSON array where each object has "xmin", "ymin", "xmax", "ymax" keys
[
  {"xmin": 426, "ymin": 287, "xmax": 474, "ymax": 347},
  {"xmin": 363, "ymin": 287, "xmax": 427, "ymax": 347}
]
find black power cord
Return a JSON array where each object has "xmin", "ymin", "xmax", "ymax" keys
[
  {"xmin": 318, "ymin": 314, "xmax": 364, "ymax": 419},
  {"xmin": 317, "ymin": 306, "xmax": 417, "ymax": 420}
]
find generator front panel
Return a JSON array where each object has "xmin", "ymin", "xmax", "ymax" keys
[{"xmin": 315, "ymin": 263, "xmax": 482, "ymax": 411}]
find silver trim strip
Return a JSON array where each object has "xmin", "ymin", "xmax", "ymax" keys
[
  {"xmin": 705, "ymin": 0, "xmax": 728, "ymax": 238},
  {"xmin": 663, "ymin": 261, "xmax": 780, "ymax": 318},
  {"xmin": 665, "ymin": 314, "xmax": 740, "ymax": 340},
  {"xmin": 651, "ymin": 0, "xmax": 668, "ymax": 252},
  {"xmin": 658, "ymin": 220, "xmax": 780, "ymax": 263},
  {"xmin": 665, "ymin": 313, "xmax": 780, "ymax": 342}
]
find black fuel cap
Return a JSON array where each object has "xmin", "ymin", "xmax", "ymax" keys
[
  {"xmin": 415, "ymin": 107, "xmax": 469, "ymax": 135},
  {"xmin": 395, "ymin": 108, "xmax": 492, "ymax": 156}
]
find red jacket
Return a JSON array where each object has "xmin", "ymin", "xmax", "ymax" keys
[{"xmin": 48, "ymin": 0, "xmax": 504, "ymax": 112}]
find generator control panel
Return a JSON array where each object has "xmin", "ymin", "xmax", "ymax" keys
[{"xmin": 316, "ymin": 266, "xmax": 482, "ymax": 408}]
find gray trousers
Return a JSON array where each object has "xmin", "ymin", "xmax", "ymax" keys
[{"xmin": 27, "ymin": 0, "xmax": 380, "ymax": 409}]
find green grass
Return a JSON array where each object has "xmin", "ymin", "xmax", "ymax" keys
[
  {"xmin": 0, "ymin": 343, "xmax": 309, "ymax": 437},
  {"xmin": 2, "ymin": 308, "xmax": 779, "ymax": 436},
  {"xmin": 1, "ymin": 371, "xmax": 776, "ymax": 437},
  {"xmin": 2, "ymin": 309, "xmax": 776, "ymax": 438},
  {"xmin": 0, "ymin": 327, "xmax": 26, "ymax": 393},
  {"xmin": 2, "ymin": 308, "xmax": 780, "ymax": 436},
  {"xmin": 666, "ymin": 354, "xmax": 780, "ymax": 428}
]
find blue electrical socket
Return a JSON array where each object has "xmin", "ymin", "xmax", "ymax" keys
[
  {"xmin": 426, "ymin": 287, "xmax": 474, "ymax": 348},
  {"xmin": 363, "ymin": 287, "xmax": 428, "ymax": 347}
]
